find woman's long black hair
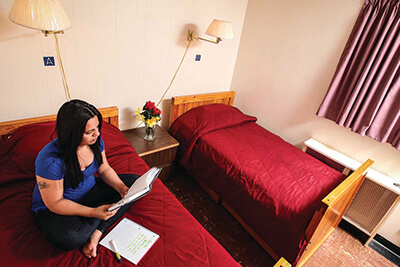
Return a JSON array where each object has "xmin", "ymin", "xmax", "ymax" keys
[{"xmin": 56, "ymin": 100, "xmax": 103, "ymax": 188}]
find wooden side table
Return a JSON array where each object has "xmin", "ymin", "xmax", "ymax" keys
[{"xmin": 122, "ymin": 125, "xmax": 179, "ymax": 181}]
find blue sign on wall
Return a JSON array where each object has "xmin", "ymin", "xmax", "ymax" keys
[{"xmin": 43, "ymin": 57, "xmax": 55, "ymax": 66}]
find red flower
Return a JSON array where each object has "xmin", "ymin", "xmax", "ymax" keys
[
  {"xmin": 152, "ymin": 107, "xmax": 161, "ymax": 115},
  {"xmin": 144, "ymin": 101, "xmax": 155, "ymax": 110}
]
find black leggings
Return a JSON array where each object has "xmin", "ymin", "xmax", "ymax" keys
[{"xmin": 33, "ymin": 174, "xmax": 139, "ymax": 251}]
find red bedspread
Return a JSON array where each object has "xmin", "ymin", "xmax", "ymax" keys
[
  {"xmin": 169, "ymin": 104, "xmax": 346, "ymax": 263},
  {"xmin": 0, "ymin": 121, "xmax": 240, "ymax": 267}
]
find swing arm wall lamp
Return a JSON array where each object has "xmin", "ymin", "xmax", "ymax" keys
[
  {"xmin": 187, "ymin": 19, "xmax": 233, "ymax": 45},
  {"xmin": 9, "ymin": 0, "xmax": 73, "ymax": 101}
]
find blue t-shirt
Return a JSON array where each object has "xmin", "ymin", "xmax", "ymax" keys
[{"xmin": 32, "ymin": 137, "xmax": 105, "ymax": 212}]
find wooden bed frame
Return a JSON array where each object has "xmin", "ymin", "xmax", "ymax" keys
[
  {"xmin": 170, "ymin": 91, "xmax": 235, "ymax": 125},
  {"xmin": 170, "ymin": 91, "xmax": 374, "ymax": 267},
  {"xmin": 0, "ymin": 106, "xmax": 119, "ymax": 144}
]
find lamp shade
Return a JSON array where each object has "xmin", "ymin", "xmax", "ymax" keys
[
  {"xmin": 9, "ymin": 0, "xmax": 72, "ymax": 32},
  {"xmin": 205, "ymin": 19, "xmax": 233, "ymax": 40}
]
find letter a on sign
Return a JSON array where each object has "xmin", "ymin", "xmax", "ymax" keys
[{"xmin": 43, "ymin": 57, "xmax": 55, "ymax": 66}]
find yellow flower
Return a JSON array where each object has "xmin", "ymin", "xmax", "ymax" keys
[
  {"xmin": 136, "ymin": 114, "xmax": 144, "ymax": 122},
  {"xmin": 145, "ymin": 117, "xmax": 158, "ymax": 128},
  {"xmin": 136, "ymin": 108, "xmax": 141, "ymax": 115}
]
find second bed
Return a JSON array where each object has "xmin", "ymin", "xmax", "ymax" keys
[{"xmin": 168, "ymin": 91, "xmax": 373, "ymax": 266}]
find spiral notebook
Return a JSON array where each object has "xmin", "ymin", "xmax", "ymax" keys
[{"xmin": 100, "ymin": 217, "xmax": 159, "ymax": 265}]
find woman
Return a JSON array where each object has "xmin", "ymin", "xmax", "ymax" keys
[{"xmin": 32, "ymin": 100, "xmax": 138, "ymax": 258}]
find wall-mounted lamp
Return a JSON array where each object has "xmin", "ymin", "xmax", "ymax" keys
[
  {"xmin": 187, "ymin": 19, "xmax": 234, "ymax": 44},
  {"xmin": 9, "ymin": 0, "xmax": 73, "ymax": 101},
  {"xmin": 154, "ymin": 19, "xmax": 234, "ymax": 113}
]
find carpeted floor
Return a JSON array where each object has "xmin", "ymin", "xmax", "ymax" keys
[
  {"xmin": 163, "ymin": 166, "xmax": 396, "ymax": 267},
  {"xmin": 164, "ymin": 166, "xmax": 275, "ymax": 266}
]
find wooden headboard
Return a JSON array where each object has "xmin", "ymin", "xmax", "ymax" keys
[
  {"xmin": 0, "ymin": 106, "xmax": 119, "ymax": 144},
  {"xmin": 170, "ymin": 91, "xmax": 236, "ymax": 125}
]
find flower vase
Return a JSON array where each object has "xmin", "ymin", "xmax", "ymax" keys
[{"xmin": 144, "ymin": 125, "xmax": 156, "ymax": 141}]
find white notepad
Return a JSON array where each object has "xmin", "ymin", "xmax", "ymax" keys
[{"xmin": 100, "ymin": 218, "xmax": 159, "ymax": 265}]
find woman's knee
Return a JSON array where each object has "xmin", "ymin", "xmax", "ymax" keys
[
  {"xmin": 42, "ymin": 217, "xmax": 99, "ymax": 251},
  {"xmin": 119, "ymin": 173, "xmax": 140, "ymax": 187},
  {"xmin": 48, "ymin": 227, "xmax": 91, "ymax": 250}
]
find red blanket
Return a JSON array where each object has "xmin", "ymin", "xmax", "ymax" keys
[
  {"xmin": 0, "ymin": 121, "xmax": 240, "ymax": 267},
  {"xmin": 169, "ymin": 104, "xmax": 346, "ymax": 263}
]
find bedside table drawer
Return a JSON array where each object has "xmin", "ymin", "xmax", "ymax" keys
[
  {"xmin": 141, "ymin": 146, "xmax": 178, "ymax": 167},
  {"xmin": 142, "ymin": 146, "xmax": 178, "ymax": 181}
]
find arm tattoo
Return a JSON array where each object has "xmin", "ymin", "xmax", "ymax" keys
[{"xmin": 38, "ymin": 181, "xmax": 50, "ymax": 190}]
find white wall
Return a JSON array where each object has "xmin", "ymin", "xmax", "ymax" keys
[
  {"xmin": 232, "ymin": 0, "xmax": 400, "ymax": 246},
  {"xmin": 0, "ymin": 0, "xmax": 248, "ymax": 130}
]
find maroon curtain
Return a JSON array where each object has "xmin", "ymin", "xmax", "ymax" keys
[{"xmin": 317, "ymin": 0, "xmax": 400, "ymax": 149}]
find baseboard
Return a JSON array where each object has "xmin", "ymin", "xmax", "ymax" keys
[
  {"xmin": 339, "ymin": 220, "xmax": 400, "ymax": 266},
  {"xmin": 369, "ymin": 235, "xmax": 400, "ymax": 266},
  {"xmin": 339, "ymin": 220, "xmax": 369, "ymax": 243}
]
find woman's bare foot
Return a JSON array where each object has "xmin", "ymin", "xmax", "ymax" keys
[{"xmin": 82, "ymin": 230, "xmax": 103, "ymax": 258}]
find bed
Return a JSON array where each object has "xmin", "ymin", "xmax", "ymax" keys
[
  {"xmin": 168, "ymin": 91, "xmax": 374, "ymax": 267},
  {"xmin": 0, "ymin": 106, "xmax": 241, "ymax": 267}
]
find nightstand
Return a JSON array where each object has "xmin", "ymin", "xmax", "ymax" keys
[{"xmin": 122, "ymin": 125, "xmax": 179, "ymax": 181}]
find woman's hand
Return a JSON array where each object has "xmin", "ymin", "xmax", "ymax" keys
[
  {"xmin": 92, "ymin": 204, "xmax": 119, "ymax": 220},
  {"xmin": 118, "ymin": 184, "xmax": 130, "ymax": 198}
]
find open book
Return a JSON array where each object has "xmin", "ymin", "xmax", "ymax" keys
[{"xmin": 108, "ymin": 167, "xmax": 162, "ymax": 212}]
